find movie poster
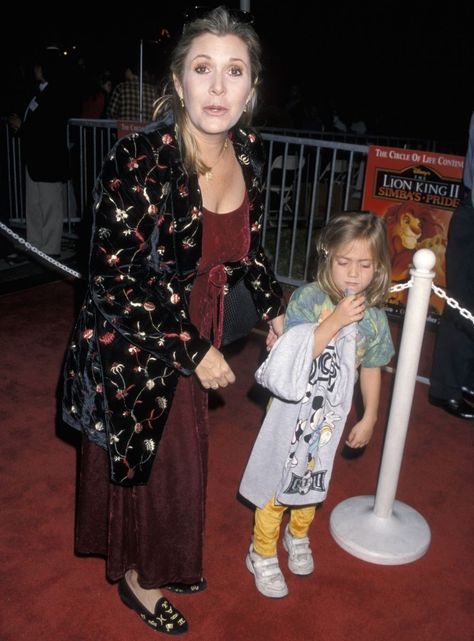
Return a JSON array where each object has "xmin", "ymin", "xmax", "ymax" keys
[{"xmin": 362, "ymin": 145, "xmax": 464, "ymax": 315}]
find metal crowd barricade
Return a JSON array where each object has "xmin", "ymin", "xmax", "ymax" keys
[
  {"xmin": 1, "ymin": 118, "xmax": 118, "ymax": 241},
  {"xmin": 259, "ymin": 126, "xmax": 440, "ymax": 153},
  {"xmin": 260, "ymin": 132, "xmax": 368, "ymax": 286},
  {"xmin": 1, "ymin": 119, "xmax": 25, "ymax": 229},
  {"xmin": 66, "ymin": 118, "xmax": 118, "ymax": 237},
  {"xmin": 2, "ymin": 120, "xmax": 369, "ymax": 289}
]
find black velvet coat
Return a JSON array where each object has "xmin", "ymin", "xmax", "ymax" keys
[{"xmin": 63, "ymin": 122, "xmax": 284, "ymax": 486}]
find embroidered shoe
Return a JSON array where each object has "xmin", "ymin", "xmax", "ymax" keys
[
  {"xmin": 283, "ymin": 524, "xmax": 314, "ymax": 575},
  {"xmin": 245, "ymin": 543, "xmax": 288, "ymax": 598},
  {"xmin": 118, "ymin": 578, "xmax": 188, "ymax": 634}
]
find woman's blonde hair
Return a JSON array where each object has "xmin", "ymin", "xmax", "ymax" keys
[
  {"xmin": 316, "ymin": 211, "xmax": 391, "ymax": 306},
  {"xmin": 153, "ymin": 5, "xmax": 262, "ymax": 175}
]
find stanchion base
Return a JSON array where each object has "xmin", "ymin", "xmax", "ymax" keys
[{"xmin": 329, "ymin": 496, "xmax": 431, "ymax": 565}]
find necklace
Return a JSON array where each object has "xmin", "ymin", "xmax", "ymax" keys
[{"xmin": 205, "ymin": 138, "xmax": 229, "ymax": 182}]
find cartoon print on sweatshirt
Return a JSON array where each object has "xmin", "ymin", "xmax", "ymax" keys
[{"xmin": 283, "ymin": 345, "xmax": 342, "ymax": 497}]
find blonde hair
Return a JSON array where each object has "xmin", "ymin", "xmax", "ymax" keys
[
  {"xmin": 153, "ymin": 5, "xmax": 262, "ymax": 175},
  {"xmin": 316, "ymin": 211, "xmax": 391, "ymax": 306}
]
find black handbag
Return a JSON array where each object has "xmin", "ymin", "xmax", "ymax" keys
[{"xmin": 221, "ymin": 277, "xmax": 260, "ymax": 346}]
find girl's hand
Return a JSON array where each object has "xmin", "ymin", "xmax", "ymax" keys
[
  {"xmin": 266, "ymin": 314, "xmax": 284, "ymax": 351},
  {"xmin": 313, "ymin": 297, "xmax": 364, "ymax": 357},
  {"xmin": 332, "ymin": 293, "xmax": 366, "ymax": 329},
  {"xmin": 195, "ymin": 345, "xmax": 236, "ymax": 390},
  {"xmin": 345, "ymin": 417, "xmax": 375, "ymax": 448}
]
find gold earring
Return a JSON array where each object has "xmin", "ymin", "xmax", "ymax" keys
[
  {"xmin": 180, "ymin": 97, "xmax": 184, "ymax": 108},
  {"xmin": 243, "ymin": 103, "xmax": 247, "ymax": 113}
]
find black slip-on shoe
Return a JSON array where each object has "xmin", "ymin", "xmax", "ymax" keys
[
  {"xmin": 428, "ymin": 395, "xmax": 474, "ymax": 420},
  {"xmin": 163, "ymin": 578, "xmax": 207, "ymax": 594},
  {"xmin": 118, "ymin": 578, "xmax": 188, "ymax": 634},
  {"xmin": 461, "ymin": 386, "xmax": 474, "ymax": 403}
]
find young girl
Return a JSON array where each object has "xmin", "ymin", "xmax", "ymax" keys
[{"xmin": 239, "ymin": 211, "xmax": 395, "ymax": 598}]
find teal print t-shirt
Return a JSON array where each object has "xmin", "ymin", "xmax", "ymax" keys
[{"xmin": 284, "ymin": 282, "xmax": 394, "ymax": 368}]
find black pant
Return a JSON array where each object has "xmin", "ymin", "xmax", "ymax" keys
[{"xmin": 430, "ymin": 199, "xmax": 474, "ymax": 400}]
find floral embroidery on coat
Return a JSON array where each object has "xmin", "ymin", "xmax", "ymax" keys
[{"xmin": 63, "ymin": 122, "xmax": 284, "ymax": 486}]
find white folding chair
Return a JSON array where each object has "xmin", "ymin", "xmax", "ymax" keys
[{"xmin": 267, "ymin": 154, "xmax": 305, "ymax": 215}]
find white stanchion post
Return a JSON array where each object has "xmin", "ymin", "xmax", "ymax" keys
[{"xmin": 329, "ymin": 249, "xmax": 435, "ymax": 565}]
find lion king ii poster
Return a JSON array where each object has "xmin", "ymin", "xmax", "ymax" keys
[{"xmin": 362, "ymin": 145, "xmax": 464, "ymax": 315}]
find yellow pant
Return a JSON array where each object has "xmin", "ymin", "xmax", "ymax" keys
[{"xmin": 253, "ymin": 496, "xmax": 316, "ymax": 557}]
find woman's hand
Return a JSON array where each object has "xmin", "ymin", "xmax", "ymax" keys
[
  {"xmin": 195, "ymin": 345, "xmax": 236, "ymax": 390},
  {"xmin": 266, "ymin": 314, "xmax": 285, "ymax": 351}
]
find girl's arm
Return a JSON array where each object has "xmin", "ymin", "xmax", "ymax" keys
[
  {"xmin": 345, "ymin": 366, "xmax": 381, "ymax": 448},
  {"xmin": 313, "ymin": 294, "xmax": 366, "ymax": 357}
]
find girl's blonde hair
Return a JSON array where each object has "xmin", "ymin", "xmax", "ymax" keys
[
  {"xmin": 316, "ymin": 211, "xmax": 391, "ymax": 306},
  {"xmin": 153, "ymin": 5, "xmax": 262, "ymax": 175}
]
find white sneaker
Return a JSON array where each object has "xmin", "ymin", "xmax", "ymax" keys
[
  {"xmin": 245, "ymin": 544, "xmax": 288, "ymax": 598},
  {"xmin": 282, "ymin": 524, "xmax": 314, "ymax": 575}
]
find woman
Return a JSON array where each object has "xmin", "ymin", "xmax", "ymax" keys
[{"xmin": 63, "ymin": 6, "xmax": 284, "ymax": 635}]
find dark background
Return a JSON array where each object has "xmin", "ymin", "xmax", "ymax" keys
[{"xmin": 2, "ymin": 1, "xmax": 472, "ymax": 152}]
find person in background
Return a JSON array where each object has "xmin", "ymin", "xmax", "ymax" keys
[
  {"xmin": 240, "ymin": 212, "xmax": 394, "ymax": 598},
  {"xmin": 7, "ymin": 47, "xmax": 70, "ymax": 262},
  {"xmin": 429, "ymin": 112, "xmax": 474, "ymax": 419},
  {"xmin": 350, "ymin": 116, "xmax": 367, "ymax": 136},
  {"xmin": 62, "ymin": 6, "xmax": 284, "ymax": 634},
  {"xmin": 332, "ymin": 108, "xmax": 347, "ymax": 133},
  {"xmin": 106, "ymin": 58, "xmax": 158, "ymax": 122},
  {"xmin": 80, "ymin": 70, "xmax": 113, "ymax": 119}
]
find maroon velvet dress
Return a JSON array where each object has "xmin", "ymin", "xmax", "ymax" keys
[{"xmin": 76, "ymin": 196, "xmax": 250, "ymax": 588}]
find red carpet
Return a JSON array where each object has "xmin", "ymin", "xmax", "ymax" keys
[{"xmin": 1, "ymin": 280, "xmax": 473, "ymax": 641}]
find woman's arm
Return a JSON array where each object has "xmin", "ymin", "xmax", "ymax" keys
[
  {"xmin": 266, "ymin": 313, "xmax": 285, "ymax": 350},
  {"xmin": 244, "ymin": 246, "xmax": 285, "ymax": 321},
  {"xmin": 244, "ymin": 245, "xmax": 285, "ymax": 351},
  {"xmin": 90, "ymin": 135, "xmax": 210, "ymax": 374},
  {"xmin": 345, "ymin": 366, "xmax": 381, "ymax": 448}
]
